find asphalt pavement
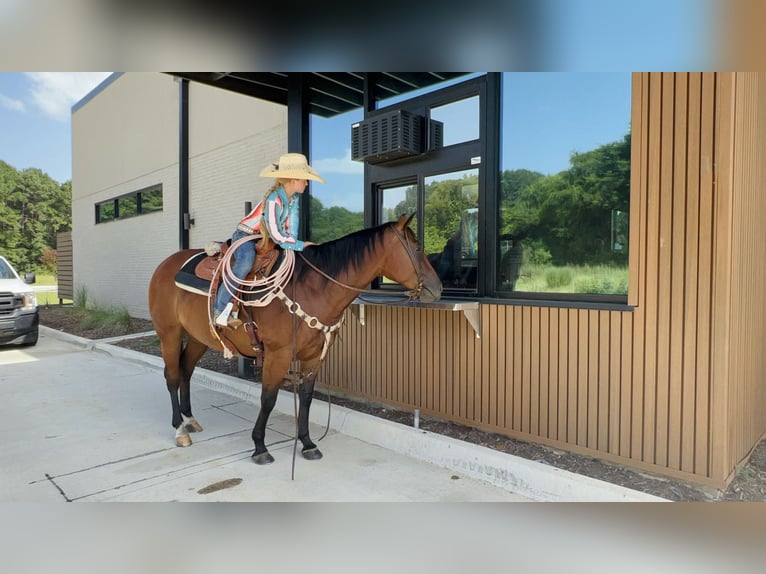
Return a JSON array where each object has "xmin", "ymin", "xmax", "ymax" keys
[{"xmin": 0, "ymin": 327, "xmax": 665, "ymax": 502}]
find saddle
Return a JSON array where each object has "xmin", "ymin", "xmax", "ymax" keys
[{"xmin": 173, "ymin": 237, "xmax": 280, "ymax": 296}]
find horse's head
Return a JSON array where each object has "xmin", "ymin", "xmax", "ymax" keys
[{"xmin": 385, "ymin": 213, "xmax": 442, "ymax": 303}]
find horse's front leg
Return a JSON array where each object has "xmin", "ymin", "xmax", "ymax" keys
[
  {"xmin": 298, "ymin": 373, "xmax": 323, "ymax": 461},
  {"xmin": 251, "ymin": 350, "xmax": 291, "ymax": 465},
  {"xmin": 251, "ymin": 384, "xmax": 279, "ymax": 465}
]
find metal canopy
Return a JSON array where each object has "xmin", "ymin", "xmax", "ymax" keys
[{"xmin": 167, "ymin": 72, "xmax": 468, "ymax": 117}]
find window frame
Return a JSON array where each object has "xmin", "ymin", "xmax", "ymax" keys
[{"xmin": 95, "ymin": 184, "xmax": 163, "ymax": 224}]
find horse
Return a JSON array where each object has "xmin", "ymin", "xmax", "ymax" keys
[{"xmin": 148, "ymin": 213, "xmax": 442, "ymax": 464}]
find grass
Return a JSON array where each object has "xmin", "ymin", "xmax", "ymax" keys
[
  {"xmin": 44, "ymin": 284, "xmax": 134, "ymax": 333},
  {"xmin": 515, "ymin": 264, "xmax": 628, "ymax": 295},
  {"xmin": 27, "ymin": 273, "xmax": 72, "ymax": 306}
]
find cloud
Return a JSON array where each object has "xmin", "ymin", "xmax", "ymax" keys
[
  {"xmin": 0, "ymin": 93, "xmax": 24, "ymax": 112},
  {"xmin": 24, "ymin": 72, "xmax": 111, "ymax": 121},
  {"xmin": 312, "ymin": 148, "xmax": 363, "ymax": 175}
]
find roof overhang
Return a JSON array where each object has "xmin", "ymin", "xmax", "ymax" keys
[{"xmin": 167, "ymin": 72, "xmax": 468, "ymax": 118}]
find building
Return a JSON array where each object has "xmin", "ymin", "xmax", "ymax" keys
[{"xmin": 72, "ymin": 72, "xmax": 766, "ymax": 488}]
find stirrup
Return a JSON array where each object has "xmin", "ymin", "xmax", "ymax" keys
[{"xmin": 215, "ymin": 302, "xmax": 233, "ymax": 327}]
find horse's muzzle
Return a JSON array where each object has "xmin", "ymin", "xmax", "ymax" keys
[{"xmin": 419, "ymin": 277, "xmax": 442, "ymax": 303}]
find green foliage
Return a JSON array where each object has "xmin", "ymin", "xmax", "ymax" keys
[
  {"xmin": 422, "ymin": 174, "xmax": 478, "ymax": 255},
  {"xmin": 75, "ymin": 285, "xmax": 89, "ymax": 309},
  {"xmin": 499, "ymin": 133, "xmax": 631, "ymax": 268},
  {"xmin": 80, "ymin": 304, "xmax": 133, "ymax": 330},
  {"xmin": 0, "ymin": 160, "xmax": 71, "ymax": 271},
  {"xmin": 545, "ymin": 268, "xmax": 572, "ymax": 289},
  {"xmin": 309, "ymin": 196, "xmax": 364, "ymax": 243}
]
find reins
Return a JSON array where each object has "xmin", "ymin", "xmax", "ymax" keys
[{"xmin": 297, "ymin": 223, "xmax": 425, "ymax": 301}]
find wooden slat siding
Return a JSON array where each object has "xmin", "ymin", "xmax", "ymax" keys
[
  {"xmin": 631, "ymin": 74, "xmax": 649, "ymax": 462},
  {"xmin": 598, "ymin": 311, "xmax": 610, "ymax": 452},
  {"xmin": 710, "ymin": 72, "xmax": 734, "ymax": 484},
  {"xmin": 619, "ymin": 311, "xmax": 633, "ymax": 458},
  {"xmin": 316, "ymin": 73, "xmax": 766, "ymax": 487},
  {"xmin": 538, "ymin": 307, "xmax": 550, "ymax": 439},
  {"xmin": 668, "ymin": 73, "xmax": 688, "ymax": 471},
  {"xmin": 577, "ymin": 309, "xmax": 588, "ymax": 448},
  {"xmin": 726, "ymin": 72, "xmax": 766, "ymax": 478},
  {"xmin": 695, "ymin": 72, "xmax": 715, "ymax": 478},
  {"xmin": 547, "ymin": 307, "xmax": 559, "ymax": 440},
  {"xmin": 628, "ymin": 73, "xmax": 644, "ymax": 307},
  {"xmin": 56, "ymin": 231, "xmax": 74, "ymax": 300},
  {"xmin": 530, "ymin": 306, "xmax": 541, "ymax": 436},
  {"xmin": 557, "ymin": 309, "xmax": 568, "ymax": 442},
  {"xmin": 642, "ymin": 72, "xmax": 662, "ymax": 465},
  {"xmin": 608, "ymin": 311, "xmax": 622, "ymax": 455},
  {"xmin": 522, "ymin": 306, "xmax": 532, "ymax": 434},
  {"xmin": 682, "ymin": 73, "xmax": 703, "ymax": 474}
]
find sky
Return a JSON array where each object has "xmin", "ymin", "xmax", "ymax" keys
[
  {"xmin": 0, "ymin": 72, "xmax": 111, "ymax": 183},
  {"xmin": 0, "ymin": 1, "xmax": 714, "ymax": 189}
]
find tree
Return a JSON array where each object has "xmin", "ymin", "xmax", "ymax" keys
[
  {"xmin": 0, "ymin": 161, "xmax": 72, "ymax": 271},
  {"xmin": 499, "ymin": 133, "xmax": 631, "ymax": 266}
]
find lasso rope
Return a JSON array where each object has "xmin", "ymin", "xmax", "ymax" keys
[{"xmin": 208, "ymin": 234, "xmax": 295, "ymax": 326}]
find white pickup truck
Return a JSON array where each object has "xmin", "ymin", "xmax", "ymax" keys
[{"xmin": 0, "ymin": 255, "xmax": 39, "ymax": 346}]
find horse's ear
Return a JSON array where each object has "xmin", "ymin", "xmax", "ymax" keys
[{"xmin": 398, "ymin": 212, "xmax": 416, "ymax": 229}]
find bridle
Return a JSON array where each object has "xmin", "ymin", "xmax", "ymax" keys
[{"xmin": 297, "ymin": 222, "xmax": 425, "ymax": 301}]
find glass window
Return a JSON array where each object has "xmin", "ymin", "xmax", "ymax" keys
[
  {"xmin": 430, "ymin": 95, "xmax": 480, "ymax": 147},
  {"xmin": 309, "ymin": 108, "xmax": 365, "ymax": 243},
  {"xmin": 498, "ymin": 73, "xmax": 631, "ymax": 297},
  {"xmin": 94, "ymin": 185, "xmax": 162, "ymax": 224},
  {"xmin": 378, "ymin": 183, "xmax": 417, "ymax": 285},
  {"xmin": 424, "ymin": 169, "xmax": 480, "ymax": 291},
  {"xmin": 118, "ymin": 195, "xmax": 137, "ymax": 218},
  {"xmin": 141, "ymin": 187, "xmax": 163, "ymax": 213}
]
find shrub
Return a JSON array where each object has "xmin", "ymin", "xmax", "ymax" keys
[{"xmin": 545, "ymin": 268, "xmax": 572, "ymax": 288}]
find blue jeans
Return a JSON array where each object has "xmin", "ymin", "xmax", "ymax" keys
[{"xmin": 214, "ymin": 229, "xmax": 256, "ymax": 315}]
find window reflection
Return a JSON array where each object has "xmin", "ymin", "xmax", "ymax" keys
[
  {"xmin": 424, "ymin": 169, "xmax": 479, "ymax": 291},
  {"xmin": 498, "ymin": 72, "xmax": 631, "ymax": 296}
]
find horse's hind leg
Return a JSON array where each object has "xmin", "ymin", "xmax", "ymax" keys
[
  {"xmin": 177, "ymin": 337, "xmax": 208, "ymax": 436},
  {"xmin": 158, "ymin": 327, "xmax": 205, "ymax": 447}
]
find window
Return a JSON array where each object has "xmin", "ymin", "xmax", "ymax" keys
[
  {"xmin": 498, "ymin": 73, "xmax": 631, "ymax": 299},
  {"xmin": 95, "ymin": 184, "xmax": 163, "ymax": 224},
  {"xmin": 424, "ymin": 169, "xmax": 479, "ymax": 290}
]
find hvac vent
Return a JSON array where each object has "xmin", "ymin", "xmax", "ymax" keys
[
  {"xmin": 428, "ymin": 119, "xmax": 444, "ymax": 152},
  {"xmin": 351, "ymin": 110, "xmax": 425, "ymax": 164}
]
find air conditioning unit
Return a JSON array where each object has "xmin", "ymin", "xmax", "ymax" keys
[
  {"xmin": 428, "ymin": 119, "xmax": 444, "ymax": 152},
  {"xmin": 351, "ymin": 110, "xmax": 425, "ymax": 164}
]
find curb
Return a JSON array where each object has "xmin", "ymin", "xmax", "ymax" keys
[{"xmin": 39, "ymin": 326, "xmax": 668, "ymax": 502}]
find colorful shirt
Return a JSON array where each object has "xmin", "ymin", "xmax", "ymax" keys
[{"xmin": 238, "ymin": 186, "xmax": 305, "ymax": 250}]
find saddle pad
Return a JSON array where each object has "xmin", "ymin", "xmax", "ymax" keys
[
  {"xmin": 174, "ymin": 251, "xmax": 212, "ymax": 295},
  {"xmin": 174, "ymin": 249, "xmax": 287, "ymax": 297}
]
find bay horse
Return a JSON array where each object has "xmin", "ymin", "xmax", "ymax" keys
[{"xmin": 148, "ymin": 214, "xmax": 442, "ymax": 464}]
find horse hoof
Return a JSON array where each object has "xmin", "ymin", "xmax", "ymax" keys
[
  {"xmin": 185, "ymin": 420, "xmax": 203, "ymax": 433},
  {"xmin": 176, "ymin": 435, "xmax": 192, "ymax": 447},
  {"xmin": 182, "ymin": 416, "xmax": 203, "ymax": 433},
  {"xmin": 251, "ymin": 452, "xmax": 275, "ymax": 465},
  {"xmin": 302, "ymin": 447, "xmax": 323, "ymax": 461}
]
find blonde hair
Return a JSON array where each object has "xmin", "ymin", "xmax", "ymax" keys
[{"xmin": 258, "ymin": 178, "xmax": 290, "ymax": 247}]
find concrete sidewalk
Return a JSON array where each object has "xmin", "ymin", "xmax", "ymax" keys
[{"xmin": 0, "ymin": 327, "xmax": 665, "ymax": 502}]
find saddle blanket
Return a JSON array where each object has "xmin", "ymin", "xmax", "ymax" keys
[
  {"xmin": 174, "ymin": 249, "xmax": 284, "ymax": 297},
  {"xmin": 174, "ymin": 251, "xmax": 216, "ymax": 296}
]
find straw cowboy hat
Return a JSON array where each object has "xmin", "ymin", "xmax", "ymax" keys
[{"xmin": 259, "ymin": 153, "xmax": 325, "ymax": 183}]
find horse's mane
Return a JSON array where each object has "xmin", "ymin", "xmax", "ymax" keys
[{"xmin": 294, "ymin": 222, "xmax": 391, "ymax": 284}]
